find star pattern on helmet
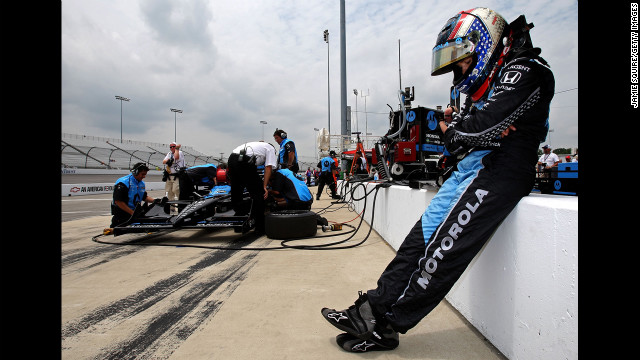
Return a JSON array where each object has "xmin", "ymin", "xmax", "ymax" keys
[{"xmin": 468, "ymin": 18, "xmax": 492, "ymax": 75}]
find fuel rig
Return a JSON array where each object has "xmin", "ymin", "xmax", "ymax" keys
[{"xmin": 371, "ymin": 85, "xmax": 460, "ymax": 186}]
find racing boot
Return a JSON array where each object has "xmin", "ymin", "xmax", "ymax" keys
[
  {"xmin": 321, "ymin": 291, "xmax": 377, "ymax": 339},
  {"xmin": 335, "ymin": 324, "xmax": 399, "ymax": 352}
]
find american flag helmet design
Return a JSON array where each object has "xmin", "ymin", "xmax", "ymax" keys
[{"xmin": 431, "ymin": 8, "xmax": 509, "ymax": 101}]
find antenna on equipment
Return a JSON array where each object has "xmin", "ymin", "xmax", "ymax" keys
[{"xmin": 398, "ymin": 39, "xmax": 402, "ymax": 91}]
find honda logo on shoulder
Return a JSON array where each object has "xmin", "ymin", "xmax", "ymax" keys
[{"xmin": 501, "ymin": 71, "xmax": 521, "ymax": 84}]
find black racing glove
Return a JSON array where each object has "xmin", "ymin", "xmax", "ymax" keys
[{"xmin": 153, "ymin": 196, "xmax": 169, "ymax": 205}]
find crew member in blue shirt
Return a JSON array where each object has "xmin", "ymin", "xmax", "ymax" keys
[
  {"xmin": 273, "ymin": 128, "xmax": 299, "ymax": 174},
  {"xmin": 316, "ymin": 150, "xmax": 340, "ymax": 200},
  {"xmin": 268, "ymin": 167, "xmax": 313, "ymax": 210},
  {"xmin": 110, "ymin": 162, "xmax": 157, "ymax": 227}
]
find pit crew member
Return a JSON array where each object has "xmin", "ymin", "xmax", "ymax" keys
[
  {"xmin": 227, "ymin": 141, "xmax": 278, "ymax": 233},
  {"xmin": 268, "ymin": 167, "xmax": 313, "ymax": 210},
  {"xmin": 273, "ymin": 128, "xmax": 299, "ymax": 174},
  {"xmin": 110, "ymin": 162, "xmax": 156, "ymax": 228}
]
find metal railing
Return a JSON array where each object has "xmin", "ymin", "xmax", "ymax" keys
[{"xmin": 61, "ymin": 133, "xmax": 218, "ymax": 170}]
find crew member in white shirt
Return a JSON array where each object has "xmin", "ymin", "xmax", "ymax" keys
[{"xmin": 227, "ymin": 141, "xmax": 278, "ymax": 233}]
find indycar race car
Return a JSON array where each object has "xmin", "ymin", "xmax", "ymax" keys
[
  {"xmin": 112, "ymin": 184, "xmax": 256, "ymax": 236},
  {"xmin": 112, "ymin": 164, "xmax": 326, "ymax": 240}
]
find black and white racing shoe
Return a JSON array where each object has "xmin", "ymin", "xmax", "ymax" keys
[
  {"xmin": 335, "ymin": 330, "xmax": 399, "ymax": 352},
  {"xmin": 321, "ymin": 291, "xmax": 377, "ymax": 339}
]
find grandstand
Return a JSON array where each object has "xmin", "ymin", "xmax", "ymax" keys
[
  {"xmin": 62, "ymin": 133, "xmax": 334, "ymax": 173},
  {"xmin": 61, "ymin": 133, "xmax": 220, "ymax": 170}
]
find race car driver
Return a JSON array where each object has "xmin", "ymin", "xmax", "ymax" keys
[{"xmin": 321, "ymin": 7, "xmax": 555, "ymax": 352}]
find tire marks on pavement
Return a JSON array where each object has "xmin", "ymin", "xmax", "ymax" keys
[{"xmin": 62, "ymin": 233, "xmax": 264, "ymax": 359}]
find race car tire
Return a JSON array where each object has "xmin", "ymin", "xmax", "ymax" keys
[{"xmin": 265, "ymin": 210, "xmax": 318, "ymax": 240}]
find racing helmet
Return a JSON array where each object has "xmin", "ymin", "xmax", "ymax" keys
[{"xmin": 431, "ymin": 7, "xmax": 510, "ymax": 101}]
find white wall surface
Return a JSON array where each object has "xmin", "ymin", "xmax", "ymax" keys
[
  {"xmin": 62, "ymin": 182, "xmax": 166, "ymax": 196},
  {"xmin": 61, "ymin": 169, "xmax": 165, "ymax": 196}
]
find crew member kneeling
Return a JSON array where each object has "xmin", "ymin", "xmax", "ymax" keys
[
  {"xmin": 179, "ymin": 163, "xmax": 218, "ymax": 201},
  {"xmin": 268, "ymin": 167, "xmax": 313, "ymax": 210},
  {"xmin": 110, "ymin": 162, "xmax": 156, "ymax": 228}
]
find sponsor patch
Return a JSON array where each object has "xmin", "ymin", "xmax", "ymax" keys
[{"xmin": 501, "ymin": 71, "xmax": 521, "ymax": 84}]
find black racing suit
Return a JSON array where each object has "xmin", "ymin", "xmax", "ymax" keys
[{"xmin": 366, "ymin": 52, "xmax": 555, "ymax": 333}]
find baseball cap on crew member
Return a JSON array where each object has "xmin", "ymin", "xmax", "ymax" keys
[
  {"xmin": 542, "ymin": 144, "xmax": 550, "ymax": 149},
  {"xmin": 170, "ymin": 142, "xmax": 177, "ymax": 147}
]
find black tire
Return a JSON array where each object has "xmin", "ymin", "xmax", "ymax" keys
[{"xmin": 265, "ymin": 210, "xmax": 318, "ymax": 240}]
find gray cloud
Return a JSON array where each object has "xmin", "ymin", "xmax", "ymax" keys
[{"xmin": 62, "ymin": 0, "xmax": 579, "ymax": 161}]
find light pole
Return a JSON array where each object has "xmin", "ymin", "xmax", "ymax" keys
[
  {"xmin": 548, "ymin": 128, "xmax": 554, "ymax": 145},
  {"xmin": 324, "ymin": 29, "xmax": 330, "ymax": 134},
  {"xmin": 170, "ymin": 108, "xmax": 182, "ymax": 142},
  {"xmin": 314, "ymin": 127, "xmax": 320, "ymax": 164},
  {"xmin": 260, "ymin": 120, "xmax": 268, "ymax": 141},
  {"xmin": 115, "ymin": 95, "xmax": 130, "ymax": 143},
  {"xmin": 352, "ymin": 89, "xmax": 358, "ymax": 133},
  {"xmin": 360, "ymin": 89, "xmax": 369, "ymax": 148}
]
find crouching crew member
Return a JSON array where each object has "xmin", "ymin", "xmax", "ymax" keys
[
  {"xmin": 268, "ymin": 167, "xmax": 313, "ymax": 210},
  {"xmin": 179, "ymin": 163, "xmax": 218, "ymax": 201},
  {"xmin": 227, "ymin": 141, "xmax": 278, "ymax": 233},
  {"xmin": 110, "ymin": 162, "xmax": 156, "ymax": 227}
]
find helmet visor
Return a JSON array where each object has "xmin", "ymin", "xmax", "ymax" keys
[{"xmin": 431, "ymin": 37, "xmax": 475, "ymax": 76}]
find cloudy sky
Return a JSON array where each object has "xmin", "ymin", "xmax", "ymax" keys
[{"xmin": 61, "ymin": 0, "xmax": 578, "ymax": 161}]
